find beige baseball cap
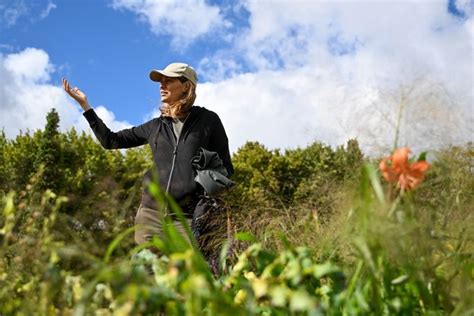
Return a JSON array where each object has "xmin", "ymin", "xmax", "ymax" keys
[{"xmin": 149, "ymin": 62, "xmax": 198, "ymax": 85}]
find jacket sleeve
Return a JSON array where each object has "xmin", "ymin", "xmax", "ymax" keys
[
  {"xmin": 208, "ymin": 113, "xmax": 234, "ymax": 177},
  {"xmin": 83, "ymin": 109, "xmax": 153, "ymax": 149}
]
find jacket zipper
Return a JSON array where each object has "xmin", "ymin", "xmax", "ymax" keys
[{"xmin": 164, "ymin": 114, "xmax": 191, "ymax": 195}]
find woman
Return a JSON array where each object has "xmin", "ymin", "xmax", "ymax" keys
[{"xmin": 62, "ymin": 62, "xmax": 233, "ymax": 246}]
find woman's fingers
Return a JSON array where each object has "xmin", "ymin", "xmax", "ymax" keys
[
  {"xmin": 62, "ymin": 78, "xmax": 73, "ymax": 95},
  {"xmin": 62, "ymin": 77, "xmax": 80, "ymax": 99},
  {"xmin": 62, "ymin": 78, "xmax": 70, "ymax": 90},
  {"xmin": 62, "ymin": 78, "xmax": 79, "ymax": 97},
  {"xmin": 62, "ymin": 77, "xmax": 90, "ymax": 111}
]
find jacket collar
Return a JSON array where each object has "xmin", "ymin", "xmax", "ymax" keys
[{"xmin": 160, "ymin": 106, "xmax": 202, "ymax": 125}]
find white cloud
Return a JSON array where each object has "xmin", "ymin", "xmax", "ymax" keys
[
  {"xmin": 4, "ymin": 48, "xmax": 53, "ymax": 83},
  {"xmin": 1, "ymin": 0, "xmax": 28, "ymax": 27},
  {"xmin": 455, "ymin": 0, "xmax": 474, "ymax": 17},
  {"xmin": 195, "ymin": 1, "xmax": 473, "ymax": 154},
  {"xmin": 195, "ymin": 70, "xmax": 343, "ymax": 153},
  {"xmin": 75, "ymin": 106, "xmax": 132, "ymax": 134},
  {"xmin": 39, "ymin": 1, "xmax": 57, "ymax": 20},
  {"xmin": 111, "ymin": 0, "xmax": 228, "ymax": 48},
  {"xmin": 0, "ymin": 0, "xmax": 56, "ymax": 27},
  {"xmin": 0, "ymin": 48, "xmax": 131, "ymax": 139}
]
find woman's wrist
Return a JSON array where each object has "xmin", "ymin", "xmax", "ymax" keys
[{"xmin": 80, "ymin": 101, "xmax": 91, "ymax": 111}]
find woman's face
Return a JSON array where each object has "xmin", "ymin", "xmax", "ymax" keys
[{"xmin": 160, "ymin": 76, "xmax": 187, "ymax": 104}]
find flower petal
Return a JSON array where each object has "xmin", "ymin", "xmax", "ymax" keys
[
  {"xmin": 410, "ymin": 161, "xmax": 430, "ymax": 173},
  {"xmin": 379, "ymin": 158, "xmax": 398, "ymax": 182},
  {"xmin": 392, "ymin": 147, "xmax": 410, "ymax": 171}
]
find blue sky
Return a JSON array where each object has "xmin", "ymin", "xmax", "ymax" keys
[
  {"xmin": 1, "ymin": 0, "xmax": 230, "ymax": 123},
  {"xmin": 1, "ymin": 0, "xmax": 472, "ymax": 154}
]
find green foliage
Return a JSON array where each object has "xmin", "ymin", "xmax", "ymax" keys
[
  {"xmin": 0, "ymin": 131, "xmax": 10, "ymax": 190},
  {"xmin": 35, "ymin": 108, "xmax": 63, "ymax": 192},
  {"xmin": 0, "ymin": 110, "xmax": 473, "ymax": 315},
  {"xmin": 225, "ymin": 139, "xmax": 364, "ymax": 259}
]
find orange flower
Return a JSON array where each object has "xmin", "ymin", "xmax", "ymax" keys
[{"xmin": 379, "ymin": 147, "xmax": 430, "ymax": 190}]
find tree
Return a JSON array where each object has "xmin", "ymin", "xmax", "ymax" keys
[
  {"xmin": 345, "ymin": 77, "xmax": 472, "ymax": 155},
  {"xmin": 0, "ymin": 130, "xmax": 12, "ymax": 191},
  {"xmin": 34, "ymin": 108, "xmax": 63, "ymax": 192}
]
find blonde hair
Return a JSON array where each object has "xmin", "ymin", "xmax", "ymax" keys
[{"xmin": 160, "ymin": 78, "xmax": 197, "ymax": 119}]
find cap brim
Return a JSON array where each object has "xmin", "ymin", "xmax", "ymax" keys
[{"xmin": 149, "ymin": 70, "xmax": 182, "ymax": 82}]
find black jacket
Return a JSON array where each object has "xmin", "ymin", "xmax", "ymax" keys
[{"xmin": 83, "ymin": 106, "xmax": 233, "ymax": 214}]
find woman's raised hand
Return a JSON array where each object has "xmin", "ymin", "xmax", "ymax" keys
[{"xmin": 62, "ymin": 78, "xmax": 91, "ymax": 111}]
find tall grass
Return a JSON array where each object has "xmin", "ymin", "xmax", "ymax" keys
[{"xmin": 0, "ymin": 144, "xmax": 473, "ymax": 315}]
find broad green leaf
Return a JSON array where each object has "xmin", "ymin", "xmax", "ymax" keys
[
  {"xmin": 289, "ymin": 290, "xmax": 316, "ymax": 311},
  {"xmin": 269, "ymin": 285, "xmax": 290, "ymax": 307}
]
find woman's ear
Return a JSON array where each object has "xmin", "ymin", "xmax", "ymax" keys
[{"xmin": 183, "ymin": 82, "xmax": 191, "ymax": 94}]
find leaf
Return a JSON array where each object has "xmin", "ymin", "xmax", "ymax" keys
[
  {"xmin": 313, "ymin": 262, "xmax": 341, "ymax": 279},
  {"xmin": 234, "ymin": 289, "xmax": 247, "ymax": 305},
  {"xmin": 235, "ymin": 232, "xmax": 257, "ymax": 242},
  {"xmin": 251, "ymin": 277, "xmax": 268, "ymax": 298},
  {"xmin": 269, "ymin": 285, "xmax": 290, "ymax": 307},
  {"xmin": 103, "ymin": 226, "xmax": 136, "ymax": 263},
  {"xmin": 219, "ymin": 240, "xmax": 230, "ymax": 273},
  {"xmin": 364, "ymin": 164, "xmax": 385, "ymax": 204},
  {"xmin": 353, "ymin": 237, "xmax": 377, "ymax": 278},
  {"xmin": 289, "ymin": 290, "xmax": 316, "ymax": 311},
  {"xmin": 346, "ymin": 260, "xmax": 363, "ymax": 299},
  {"xmin": 417, "ymin": 151, "xmax": 427, "ymax": 161},
  {"xmin": 391, "ymin": 274, "xmax": 409, "ymax": 285}
]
